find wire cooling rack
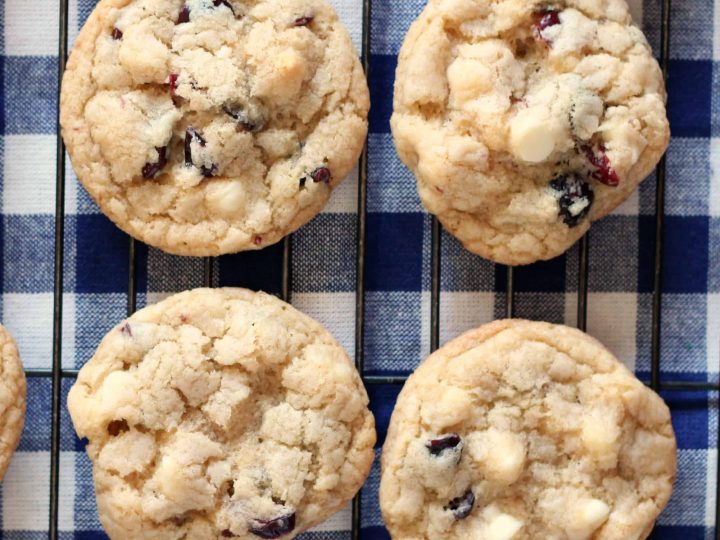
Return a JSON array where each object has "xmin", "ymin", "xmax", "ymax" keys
[{"xmin": 19, "ymin": 0, "xmax": 715, "ymax": 537}]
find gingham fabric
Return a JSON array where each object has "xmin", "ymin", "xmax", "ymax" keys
[{"xmin": 0, "ymin": 0, "xmax": 717, "ymax": 538}]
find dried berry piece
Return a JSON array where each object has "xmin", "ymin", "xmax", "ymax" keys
[
  {"xmin": 223, "ymin": 106, "xmax": 260, "ymax": 132},
  {"xmin": 185, "ymin": 127, "xmax": 218, "ymax": 177},
  {"xmin": 444, "ymin": 490, "xmax": 475, "ymax": 520},
  {"xmin": 111, "ymin": 27, "xmax": 123, "ymax": 40},
  {"xmin": 532, "ymin": 8, "xmax": 561, "ymax": 44},
  {"xmin": 310, "ymin": 167, "xmax": 331, "ymax": 184},
  {"xmin": 550, "ymin": 174, "xmax": 594, "ymax": 227},
  {"xmin": 426, "ymin": 434, "xmax": 462, "ymax": 456},
  {"xmin": 581, "ymin": 142, "xmax": 619, "ymax": 186},
  {"xmin": 107, "ymin": 419, "xmax": 129, "ymax": 436},
  {"xmin": 294, "ymin": 16, "xmax": 314, "ymax": 26},
  {"xmin": 299, "ymin": 177, "xmax": 307, "ymax": 190},
  {"xmin": 253, "ymin": 236, "xmax": 263, "ymax": 246},
  {"xmin": 177, "ymin": 5, "xmax": 190, "ymax": 23},
  {"xmin": 249, "ymin": 513, "xmax": 296, "ymax": 539},
  {"xmin": 221, "ymin": 531, "xmax": 235, "ymax": 538},
  {"xmin": 213, "ymin": 0, "xmax": 235, "ymax": 14},
  {"xmin": 169, "ymin": 73, "xmax": 179, "ymax": 95},
  {"xmin": 142, "ymin": 146, "xmax": 168, "ymax": 179},
  {"xmin": 120, "ymin": 323, "xmax": 133, "ymax": 337}
]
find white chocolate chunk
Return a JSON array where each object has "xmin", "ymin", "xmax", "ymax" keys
[
  {"xmin": 476, "ymin": 429, "xmax": 527, "ymax": 485},
  {"xmin": 581, "ymin": 412, "xmax": 620, "ymax": 463},
  {"xmin": 486, "ymin": 513, "xmax": 524, "ymax": 540},
  {"xmin": 509, "ymin": 109, "xmax": 555, "ymax": 163},
  {"xmin": 570, "ymin": 93, "xmax": 604, "ymax": 140},
  {"xmin": 566, "ymin": 498, "xmax": 611, "ymax": 540},
  {"xmin": 206, "ymin": 181, "xmax": 246, "ymax": 218}
]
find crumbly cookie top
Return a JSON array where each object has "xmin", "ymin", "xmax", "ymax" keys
[
  {"xmin": 380, "ymin": 320, "xmax": 676, "ymax": 540},
  {"xmin": 61, "ymin": 0, "xmax": 368, "ymax": 256},
  {"xmin": 68, "ymin": 288, "xmax": 376, "ymax": 540},
  {"xmin": 392, "ymin": 0, "xmax": 669, "ymax": 265},
  {"xmin": 0, "ymin": 324, "xmax": 26, "ymax": 482}
]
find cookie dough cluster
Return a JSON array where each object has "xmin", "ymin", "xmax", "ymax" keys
[{"xmin": 392, "ymin": 0, "xmax": 669, "ymax": 265}]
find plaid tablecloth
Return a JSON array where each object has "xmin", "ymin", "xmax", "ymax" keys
[{"xmin": 0, "ymin": 0, "xmax": 717, "ymax": 538}]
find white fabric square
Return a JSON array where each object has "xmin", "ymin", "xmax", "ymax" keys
[
  {"xmin": 4, "ymin": 0, "xmax": 60, "ymax": 56},
  {"xmin": 710, "ymin": 138, "xmax": 720, "ymax": 216},
  {"xmin": 420, "ymin": 290, "xmax": 431, "ymax": 360},
  {"xmin": 707, "ymin": 449, "xmax": 718, "ymax": 527},
  {"xmin": 708, "ymin": 293, "xmax": 720, "ymax": 373},
  {"xmin": 58, "ymin": 451, "xmax": 76, "ymax": 531},
  {"xmin": 2, "ymin": 293, "xmax": 74, "ymax": 370},
  {"xmin": 323, "ymin": 165, "xmax": 359, "ymax": 214},
  {"xmin": 439, "ymin": 291, "xmax": 496, "ymax": 345},
  {"xmin": 308, "ymin": 503, "xmax": 351, "ymax": 532},
  {"xmin": 292, "ymin": 292, "xmax": 356, "ymax": 358},
  {"xmin": 715, "ymin": 0, "xmax": 720, "ymax": 60},
  {"xmin": 565, "ymin": 292, "xmax": 637, "ymax": 370},
  {"xmin": 330, "ymin": 0, "xmax": 363, "ymax": 51},
  {"xmin": 3, "ymin": 135, "xmax": 57, "ymax": 215}
]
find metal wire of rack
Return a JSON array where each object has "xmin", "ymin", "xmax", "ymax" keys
[{"xmin": 22, "ymin": 0, "xmax": 718, "ymax": 537}]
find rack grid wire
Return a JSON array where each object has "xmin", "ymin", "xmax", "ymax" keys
[{"xmin": 21, "ymin": 0, "xmax": 716, "ymax": 537}]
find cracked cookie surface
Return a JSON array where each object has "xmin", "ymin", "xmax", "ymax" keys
[
  {"xmin": 61, "ymin": 0, "xmax": 369, "ymax": 256},
  {"xmin": 380, "ymin": 320, "xmax": 676, "ymax": 540},
  {"xmin": 391, "ymin": 0, "xmax": 669, "ymax": 265},
  {"xmin": 68, "ymin": 288, "xmax": 376, "ymax": 540},
  {"xmin": 0, "ymin": 324, "xmax": 26, "ymax": 482}
]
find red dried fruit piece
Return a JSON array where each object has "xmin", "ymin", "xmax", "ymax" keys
[
  {"xmin": 294, "ymin": 16, "xmax": 314, "ymax": 26},
  {"xmin": 221, "ymin": 531, "xmax": 235, "ymax": 538},
  {"xmin": 249, "ymin": 513, "xmax": 296, "ymax": 539},
  {"xmin": 444, "ymin": 490, "xmax": 475, "ymax": 520},
  {"xmin": 253, "ymin": 236, "xmax": 263, "ymax": 246},
  {"xmin": 310, "ymin": 167, "xmax": 331, "ymax": 184},
  {"xmin": 581, "ymin": 142, "xmax": 620, "ymax": 186},
  {"xmin": 111, "ymin": 27, "xmax": 123, "ymax": 40},
  {"xmin": 177, "ymin": 5, "xmax": 190, "ymax": 23},
  {"xmin": 169, "ymin": 73, "xmax": 179, "ymax": 95},
  {"xmin": 120, "ymin": 323, "xmax": 133, "ymax": 337},
  {"xmin": 532, "ymin": 8, "xmax": 561, "ymax": 44},
  {"xmin": 426, "ymin": 434, "xmax": 462, "ymax": 456},
  {"xmin": 142, "ymin": 146, "xmax": 168, "ymax": 179}
]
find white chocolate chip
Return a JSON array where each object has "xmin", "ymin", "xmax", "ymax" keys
[
  {"xmin": 448, "ymin": 57, "xmax": 493, "ymax": 104},
  {"xmin": 205, "ymin": 181, "xmax": 246, "ymax": 218},
  {"xmin": 581, "ymin": 412, "xmax": 620, "ymax": 465},
  {"xmin": 566, "ymin": 498, "xmax": 611, "ymax": 540},
  {"xmin": 470, "ymin": 429, "xmax": 526, "ymax": 485},
  {"xmin": 509, "ymin": 108, "xmax": 556, "ymax": 163},
  {"xmin": 486, "ymin": 513, "xmax": 524, "ymax": 540}
]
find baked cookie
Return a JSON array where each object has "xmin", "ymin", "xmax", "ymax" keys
[
  {"xmin": 392, "ymin": 0, "xmax": 669, "ymax": 265},
  {"xmin": 0, "ymin": 324, "xmax": 26, "ymax": 482},
  {"xmin": 61, "ymin": 0, "xmax": 368, "ymax": 256},
  {"xmin": 380, "ymin": 320, "xmax": 676, "ymax": 540},
  {"xmin": 68, "ymin": 288, "xmax": 375, "ymax": 539}
]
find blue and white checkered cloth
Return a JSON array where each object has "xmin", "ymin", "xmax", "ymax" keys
[{"xmin": 0, "ymin": 0, "xmax": 717, "ymax": 537}]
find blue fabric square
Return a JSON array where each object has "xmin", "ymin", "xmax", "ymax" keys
[
  {"xmin": 662, "ymin": 386, "xmax": 710, "ymax": 449},
  {"xmin": 668, "ymin": 60, "xmax": 712, "ymax": 138},
  {"xmin": 662, "ymin": 216, "xmax": 709, "ymax": 293},
  {"xmin": 665, "ymin": 138, "xmax": 710, "ymax": 216},
  {"xmin": 513, "ymin": 292, "xmax": 567, "ymax": 324},
  {"xmin": 75, "ymin": 214, "xmax": 148, "ymax": 294},
  {"xmin": 145, "ymin": 248, "xmax": 206, "ymax": 292},
  {"xmin": 292, "ymin": 214, "xmax": 357, "ymax": 293},
  {"xmin": 653, "ymin": 527, "xmax": 708, "ymax": 540},
  {"xmin": 368, "ymin": 55, "xmax": 395, "ymax": 135},
  {"xmin": 367, "ymin": 134, "xmax": 423, "ymax": 214},
  {"xmin": 219, "ymin": 243, "xmax": 283, "ymax": 295},
  {"xmin": 658, "ymin": 449, "xmax": 708, "ymax": 526},
  {"xmin": 3, "ymin": 56, "xmax": 57, "ymax": 134},
  {"xmin": 73, "ymin": 453, "xmax": 103, "ymax": 532},
  {"xmin": 72, "ymin": 293, "xmax": 127, "ymax": 369},
  {"xmin": 2, "ymin": 215, "xmax": 54, "ymax": 293},
  {"xmin": 16, "ymin": 378, "xmax": 51, "ymax": 452},
  {"xmin": 709, "ymin": 217, "xmax": 720, "ymax": 293},
  {"xmin": 440, "ymin": 232, "xmax": 496, "ymax": 292},
  {"xmin": 73, "ymin": 533, "xmax": 108, "ymax": 540},
  {"xmin": 370, "ymin": 0, "xmax": 425, "ymax": 55},
  {"xmin": 669, "ymin": 0, "xmax": 714, "ymax": 60},
  {"xmin": 366, "ymin": 213, "xmax": 425, "ymax": 292},
  {"xmin": 588, "ymin": 217, "xmax": 639, "ymax": 292},
  {"xmin": 364, "ymin": 291, "xmax": 423, "ymax": 374},
  {"xmin": 367, "ymin": 384, "xmax": 402, "ymax": 448},
  {"xmin": 511, "ymin": 255, "xmax": 567, "ymax": 293}
]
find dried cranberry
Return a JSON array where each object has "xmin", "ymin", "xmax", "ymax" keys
[
  {"xmin": 169, "ymin": 73, "xmax": 179, "ymax": 95},
  {"xmin": 249, "ymin": 513, "xmax": 296, "ymax": 538},
  {"xmin": 533, "ymin": 8, "xmax": 561, "ymax": 32},
  {"xmin": 213, "ymin": 0, "xmax": 235, "ymax": 14},
  {"xmin": 444, "ymin": 490, "xmax": 475, "ymax": 520},
  {"xmin": 294, "ymin": 16, "xmax": 314, "ymax": 26},
  {"xmin": 120, "ymin": 323, "xmax": 133, "ymax": 337},
  {"xmin": 221, "ymin": 531, "xmax": 235, "ymax": 538},
  {"xmin": 223, "ymin": 106, "xmax": 259, "ymax": 132},
  {"xmin": 178, "ymin": 5, "xmax": 190, "ymax": 23},
  {"xmin": 142, "ymin": 146, "xmax": 168, "ymax": 179},
  {"xmin": 107, "ymin": 419, "xmax": 129, "ymax": 436},
  {"xmin": 111, "ymin": 27, "xmax": 123, "ymax": 40},
  {"xmin": 426, "ymin": 434, "xmax": 462, "ymax": 456},
  {"xmin": 550, "ymin": 174, "xmax": 594, "ymax": 227},
  {"xmin": 580, "ymin": 142, "xmax": 619, "ymax": 186},
  {"xmin": 253, "ymin": 236, "xmax": 263, "ymax": 246},
  {"xmin": 310, "ymin": 167, "xmax": 331, "ymax": 184},
  {"xmin": 185, "ymin": 127, "xmax": 218, "ymax": 177}
]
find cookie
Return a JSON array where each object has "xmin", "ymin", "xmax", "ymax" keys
[
  {"xmin": 380, "ymin": 320, "xmax": 676, "ymax": 540},
  {"xmin": 61, "ymin": 0, "xmax": 369, "ymax": 256},
  {"xmin": 391, "ymin": 0, "xmax": 669, "ymax": 265},
  {"xmin": 68, "ymin": 288, "xmax": 376, "ymax": 539},
  {"xmin": 0, "ymin": 324, "xmax": 26, "ymax": 482}
]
